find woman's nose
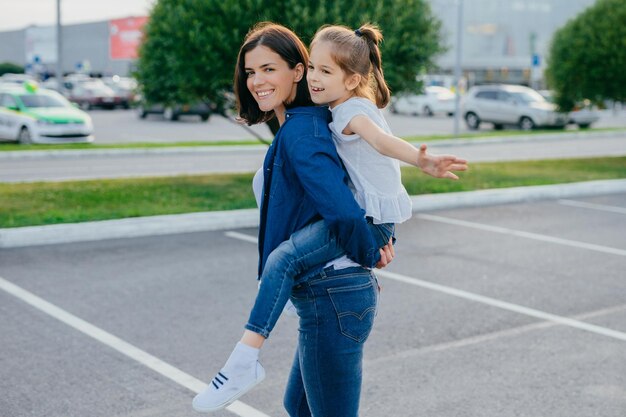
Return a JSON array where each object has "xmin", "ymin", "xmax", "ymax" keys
[{"xmin": 252, "ymin": 73, "xmax": 264, "ymax": 86}]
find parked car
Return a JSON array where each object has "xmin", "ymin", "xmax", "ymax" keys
[
  {"xmin": 0, "ymin": 73, "xmax": 36, "ymax": 86},
  {"xmin": 390, "ymin": 86, "xmax": 456, "ymax": 116},
  {"xmin": 102, "ymin": 76, "xmax": 138, "ymax": 109},
  {"xmin": 538, "ymin": 90, "xmax": 600, "ymax": 129},
  {"xmin": 39, "ymin": 77, "xmax": 71, "ymax": 96},
  {"xmin": 137, "ymin": 101, "xmax": 212, "ymax": 121},
  {"xmin": 66, "ymin": 79, "xmax": 124, "ymax": 110},
  {"xmin": 462, "ymin": 84, "xmax": 569, "ymax": 130},
  {"xmin": 0, "ymin": 82, "xmax": 93, "ymax": 144}
]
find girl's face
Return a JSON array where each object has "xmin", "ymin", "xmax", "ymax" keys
[
  {"xmin": 307, "ymin": 41, "xmax": 358, "ymax": 108},
  {"xmin": 245, "ymin": 45, "xmax": 303, "ymax": 124}
]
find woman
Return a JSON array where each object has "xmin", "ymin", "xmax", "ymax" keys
[{"xmin": 193, "ymin": 22, "xmax": 393, "ymax": 416}]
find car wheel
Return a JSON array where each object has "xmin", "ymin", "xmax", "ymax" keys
[
  {"xmin": 493, "ymin": 124, "xmax": 504, "ymax": 130},
  {"xmin": 18, "ymin": 126, "xmax": 33, "ymax": 144},
  {"xmin": 465, "ymin": 112, "xmax": 480, "ymax": 130},
  {"xmin": 578, "ymin": 123, "xmax": 591, "ymax": 129},
  {"xmin": 137, "ymin": 106, "xmax": 148, "ymax": 119},
  {"xmin": 519, "ymin": 116, "xmax": 535, "ymax": 131},
  {"xmin": 423, "ymin": 106, "xmax": 434, "ymax": 117},
  {"xmin": 200, "ymin": 114, "xmax": 210, "ymax": 122}
]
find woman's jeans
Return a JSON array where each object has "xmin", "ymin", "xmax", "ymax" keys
[
  {"xmin": 245, "ymin": 219, "xmax": 393, "ymax": 338},
  {"xmin": 283, "ymin": 266, "xmax": 379, "ymax": 417}
]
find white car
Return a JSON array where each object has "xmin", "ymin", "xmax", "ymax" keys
[
  {"xmin": 0, "ymin": 82, "xmax": 94, "ymax": 144},
  {"xmin": 538, "ymin": 90, "xmax": 600, "ymax": 129},
  {"xmin": 462, "ymin": 84, "xmax": 569, "ymax": 130},
  {"xmin": 390, "ymin": 86, "xmax": 456, "ymax": 116}
]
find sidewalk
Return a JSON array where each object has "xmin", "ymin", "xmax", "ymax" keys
[{"xmin": 2, "ymin": 178, "xmax": 625, "ymax": 248}]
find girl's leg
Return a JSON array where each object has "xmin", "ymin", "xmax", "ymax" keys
[
  {"xmin": 245, "ymin": 219, "xmax": 345, "ymax": 339},
  {"xmin": 289, "ymin": 266, "xmax": 378, "ymax": 417},
  {"xmin": 193, "ymin": 221, "xmax": 345, "ymax": 413}
]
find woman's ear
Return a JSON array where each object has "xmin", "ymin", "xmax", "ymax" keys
[
  {"xmin": 345, "ymin": 73, "xmax": 361, "ymax": 91},
  {"xmin": 294, "ymin": 63, "xmax": 305, "ymax": 82}
]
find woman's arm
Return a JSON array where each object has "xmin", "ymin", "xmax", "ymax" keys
[
  {"xmin": 285, "ymin": 132, "xmax": 381, "ymax": 268},
  {"xmin": 347, "ymin": 115, "xmax": 468, "ymax": 180}
]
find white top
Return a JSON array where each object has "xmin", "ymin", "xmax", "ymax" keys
[
  {"xmin": 252, "ymin": 168, "xmax": 358, "ymax": 269},
  {"xmin": 329, "ymin": 97, "xmax": 412, "ymax": 224}
]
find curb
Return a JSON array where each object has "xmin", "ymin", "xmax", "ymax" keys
[
  {"xmin": 2, "ymin": 179, "xmax": 625, "ymax": 249},
  {"xmin": 0, "ymin": 130, "xmax": 623, "ymax": 160}
]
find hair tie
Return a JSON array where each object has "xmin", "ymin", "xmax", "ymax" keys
[{"xmin": 354, "ymin": 29, "xmax": 363, "ymax": 37}]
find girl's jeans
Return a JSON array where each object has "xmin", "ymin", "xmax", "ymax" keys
[
  {"xmin": 283, "ymin": 266, "xmax": 379, "ymax": 417},
  {"xmin": 245, "ymin": 218, "xmax": 393, "ymax": 338}
]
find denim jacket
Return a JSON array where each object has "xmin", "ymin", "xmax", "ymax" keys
[{"xmin": 257, "ymin": 106, "xmax": 381, "ymax": 277}]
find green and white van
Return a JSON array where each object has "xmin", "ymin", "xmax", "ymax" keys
[{"xmin": 0, "ymin": 81, "xmax": 94, "ymax": 144}]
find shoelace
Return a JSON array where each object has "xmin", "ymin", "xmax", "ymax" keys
[{"xmin": 211, "ymin": 371, "xmax": 229, "ymax": 389}]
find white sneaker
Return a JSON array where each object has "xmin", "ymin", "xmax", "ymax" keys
[{"xmin": 192, "ymin": 361, "xmax": 266, "ymax": 412}]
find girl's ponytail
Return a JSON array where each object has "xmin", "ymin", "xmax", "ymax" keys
[{"xmin": 357, "ymin": 24, "xmax": 391, "ymax": 108}]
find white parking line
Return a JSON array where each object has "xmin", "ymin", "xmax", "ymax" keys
[
  {"xmin": 417, "ymin": 213, "xmax": 626, "ymax": 257},
  {"xmin": 558, "ymin": 199, "xmax": 626, "ymax": 214},
  {"xmin": 0, "ymin": 276, "xmax": 272, "ymax": 417},
  {"xmin": 369, "ymin": 303, "xmax": 626, "ymax": 365},
  {"xmin": 375, "ymin": 270, "xmax": 626, "ymax": 342},
  {"xmin": 225, "ymin": 232, "xmax": 626, "ymax": 342},
  {"xmin": 225, "ymin": 231, "xmax": 259, "ymax": 244}
]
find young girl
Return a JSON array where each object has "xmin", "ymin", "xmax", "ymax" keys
[{"xmin": 193, "ymin": 23, "xmax": 467, "ymax": 413}]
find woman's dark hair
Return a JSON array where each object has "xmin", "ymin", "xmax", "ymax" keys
[{"xmin": 234, "ymin": 22, "xmax": 313, "ymax": 125}]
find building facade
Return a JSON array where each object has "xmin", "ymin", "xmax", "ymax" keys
[{"xmin": 430, "ymin": 0, "xmax": 596, "ymax": 86}]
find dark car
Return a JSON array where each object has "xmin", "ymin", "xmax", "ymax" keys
[{"xmin": 137, "ymin": 101, "xmax": 212, "ymax": 121}]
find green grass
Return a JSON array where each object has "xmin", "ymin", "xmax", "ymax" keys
[
  {"xmin": 1, "ymin": 127, "xmax": 623, "ymax": 152},
  {"xmin": 1, "ymin": 156, "xmax": 625, "ymax": 228}
]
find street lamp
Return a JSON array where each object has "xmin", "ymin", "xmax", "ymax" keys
[
  {"xmin": 453, "ymin": 0, "xmax": 464, "ymax": 136},
  {"xmin": 56, "ymin": 0, "xmax": 62, "ymax": 80}
]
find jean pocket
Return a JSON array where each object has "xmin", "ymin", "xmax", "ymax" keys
[{"xmin": 327, "ymin": 280, "xmax": 377, "ymax": 343}]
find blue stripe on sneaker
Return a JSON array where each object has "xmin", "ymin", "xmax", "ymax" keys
[{"xmin": 218, "ymin": 372, "xmax": 229, "ymax": 380}]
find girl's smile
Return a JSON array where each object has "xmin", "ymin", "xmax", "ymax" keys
[{"xmin": 307, "ymin": 41, "xmax": 357, "ymax": 108}]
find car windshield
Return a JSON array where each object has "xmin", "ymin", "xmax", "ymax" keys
[
  {"xmin": 510, "ymin": 90, "xmax": 546, "ymax": 103},
  {"xmin": 20, "ymin": 94, "xmax": 67, "ymax": 108}
]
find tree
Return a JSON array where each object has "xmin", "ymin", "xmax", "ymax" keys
[
  {"xmin": 545, "ymin": 0, "xmax": 626, "ymax": 111},
  {"xmin": 136, "ymin": 0, "xmax": 444, "ymax": 133}
]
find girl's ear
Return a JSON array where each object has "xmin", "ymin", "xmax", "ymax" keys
[
  {"xmin": 294, "ymin": 63, "xmax": 305, "ymax": 82},
  {"xmin": 345, "ymin": 73, "xmax": 361, "ymax": 91}
]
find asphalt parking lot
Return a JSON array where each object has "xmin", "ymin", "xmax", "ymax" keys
[{"xmin": 1, "ymin": 194, "xmax": 625, "ymax": 417}]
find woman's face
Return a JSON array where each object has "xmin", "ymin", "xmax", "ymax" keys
[{"xmin": 245, "ymin": 45, "xmax": 304, "ymax": 124}]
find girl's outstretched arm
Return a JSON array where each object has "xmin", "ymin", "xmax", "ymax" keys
[{"xmin": 347, "ymin": 115, "xmax": 468, "ymax": 180}]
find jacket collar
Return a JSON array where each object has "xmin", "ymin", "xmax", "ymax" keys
[{"xmin": 285, "ymin": 105, "xmax": 331, "ymax": 121}]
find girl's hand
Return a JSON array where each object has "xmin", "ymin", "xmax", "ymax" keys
[
  {"xmin": 375, "ymin": 238, "xmax": 395, "ymax": 268},
  {"xmin": 417, "ymin": 143, "xmax": 468, "ymax": 180}
]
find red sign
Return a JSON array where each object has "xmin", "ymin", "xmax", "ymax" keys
[{"xmin": 109, "ymin": 16, "xmax": 148, "ymax": 60}]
